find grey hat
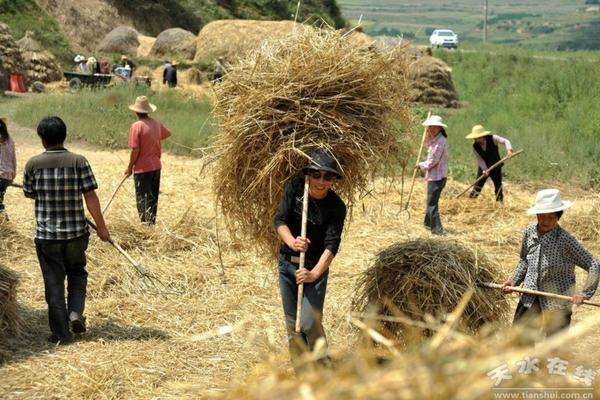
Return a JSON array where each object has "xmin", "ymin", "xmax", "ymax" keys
[{"xmin": 302, "ymin": 149, "xmax": 342, "ymax": 179}]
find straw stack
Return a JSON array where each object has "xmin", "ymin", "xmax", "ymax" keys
[
  {"xmin": 0, "ymin": 23, "xmax": 25, "ymax": 76},
  {"xmin": 212, "ymin": 27, "xmax": 414, "ymax": 256},
  {"xmin": 353, "ymin": 239, "xmax": 509, "ymax": 337},
  {"xmin": 17, "ymin": 31, "xmax": 62, "ymax": 83},
  {"xmin": 0, "ymin": 264, "xmax": 21, "ymax": 339},
  {"xmin": 408, "ymin": 55, "xmax": 459, "ymax": 108}
]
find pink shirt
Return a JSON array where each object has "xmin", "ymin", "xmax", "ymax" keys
[
  {"xmin": 473, "ymin": 134, "xmax": 512, "ymax": 170},
  {"xmin": 0, "ymin": 137, "xmax": 16, "ymax": 181},
  {"xmin": 128, "ymin": 117, "xmax": 170, "ymax": 174},
  {"xmin": 419, "ymin": 134, "xmax": 448, "ymax": 182}
]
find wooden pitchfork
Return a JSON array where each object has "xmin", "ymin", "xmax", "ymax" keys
[
  {"xmin": 402, "ymin": 111, "xmax": 431, "ymax": 215},
  {"xmin": 478, "ymin": 282, "xmax": 600, "ymax": 308}
]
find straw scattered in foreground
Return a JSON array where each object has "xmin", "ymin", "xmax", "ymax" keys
[{"xmin": 0, "ymin": 264, "xmax": 21, "ymax": 339}]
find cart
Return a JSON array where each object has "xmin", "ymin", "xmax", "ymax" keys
[{"xmin": 64, "ymin": 71, "xmax": 113, "ymax": 93}]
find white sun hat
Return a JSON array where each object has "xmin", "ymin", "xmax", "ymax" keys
[
  {"xmin": 527, "ymin": 189, "xmax": 573, "ymax": 215},
  {"xmin": 422, "ymin": 115, "xmax": 447, "ymax": 128},
  {"xmin": 74, "ymin": 55, "xmax": 86, "ymax": 63}
]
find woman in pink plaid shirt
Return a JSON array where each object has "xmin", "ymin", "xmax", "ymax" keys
[{"xmin": 417, "ymin": 115, "xmax": 449, "ymax": 235}]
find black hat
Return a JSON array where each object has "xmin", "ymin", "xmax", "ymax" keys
[{"xmin": 303, "ymin": 149, "xmax": 342, "ymax": 179}]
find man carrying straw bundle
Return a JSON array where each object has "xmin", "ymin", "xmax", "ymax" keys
[
  {"xmin": 502, "ymin": 189, "xmax": 600, "ymax": 336},
  {"xmin": 23, "ymin": 116, "xmax": 110, "ymax": 344},
  {"xmin": 465, "ymin": 124, "xmax": 513, "ymax": 202},
  {"xmin": 275, "ymin": 149, "xmax": 346, "ymax": 362}
]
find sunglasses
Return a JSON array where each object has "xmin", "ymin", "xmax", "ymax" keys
[{"xmin": 308, "ymin": 170, "xmax": 337, "ymax": 181}]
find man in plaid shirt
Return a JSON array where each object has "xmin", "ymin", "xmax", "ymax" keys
[{"xmin": 23, "ymin": 116, "xmax": 110, "ymax": 344}]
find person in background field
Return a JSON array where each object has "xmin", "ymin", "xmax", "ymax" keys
[
  {"xmin": 22, "ymin": 116, "xmax": 110, "ymax": 344},
  {"xmin": 213, "ymin": 56, "xmax": 224, "ymax": 83},
  {"xmin": 502, "ymin": 189, "xmax": 600, "ymax": 337},
  {"xmin": 417, "ymin": 115, "xmax": 449, "ymax": 235},
  {"xmin": 163, "ymin": 61, "xmax": 178, "ymax": 88},
  {"xmin": 0, "ymin": 118, "xmax": 16, "ymax": 214},
  {"xmin": 274, "ymin": 149, "xmax": 347, "ymax": 363},
  {"xmin": 466, "ymin": 124, "xmax": 513, "ymax": 202},
  {"xmin": 120, "ymin": 55, "xmax": 136, "ymax": 74},
  {"xmin": 74, "ymin": 55, "xmax": 89, "ymax": 74},
  {"xmin": 125, "ymin": 96, "xmax": 171, "ymax": 224}
]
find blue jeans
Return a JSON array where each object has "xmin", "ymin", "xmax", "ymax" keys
[
  {"xmin": 278, "ymin": 255, "xmax": 329, "ymax": 351},
  {"xmin": 424, "ymin": 178, "xmax": 446, "ymax": 234}
]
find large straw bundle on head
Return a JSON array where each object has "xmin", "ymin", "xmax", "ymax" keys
[
  {"xmin": 408, "ymin": 55, "xmax": 459, "ymax": 108},
  {"xmin": 0, "ymin": 264, "xmax": 21, "ymax": 339},
  {"xmin": 213, "ymin": 28, "xmax": 414, "ymax": 256},
  {"xmin": 353, "ymin": 239, "xmax": 509, "ymax": 337}
]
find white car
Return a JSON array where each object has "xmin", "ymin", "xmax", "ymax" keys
[{"xmin": 429, "ymin": 29, "xmax": 458, "ymax": 49}]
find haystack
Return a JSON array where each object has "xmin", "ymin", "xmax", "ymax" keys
[
  {"xmin": 186, "ymin": 67, "xmax": 203, "ymax": 85},
  {"xmin": 150, "ymin": 28, "xmax": 196, "ymax": 60},
  {"xmin": 194, "ymin": 20, "xmax": 311, "ymax": 63},
  {"xmin": 17, "ymin": 31, "xmax": 62, "ymax": 83},
  {"xmin": 97, "ymin": 26, "xmax": 139, "ymax": 55},
  {"xmin": 0, "ymin": 23, "xmax": 25, "ymax": 75},
  {"xmin": 0, "ymin": 264, "xmax": 20, "ymax": 339},
  {"xmin": 408, "ymin": 55, "xmax": 459, "ymax": 108},
  {"xmin": 352, "ymin": 239, "xmax": 509, "ymax": 337},
  {"xmin": 212, "ymin": 28, "xmax": 413, "ymax": 256}
]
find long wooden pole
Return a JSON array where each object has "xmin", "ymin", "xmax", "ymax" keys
[
  {"xmin": 455, "ymin": 149, "xmax": 523, "ymax": 198},
  {"xmin": 404, "ymin": 111, "xmax": 431, "ymax": 211},
  {"xmin": 102, "ymin": 175, "xmax": 129, "ymax": 215},
  {"xmin": 478, "ymin": 282, "xmax": 600, "ymax": 307},
  {"xmin": 295, "ymin": 174, "xmax": 310, "ymax": 333}
]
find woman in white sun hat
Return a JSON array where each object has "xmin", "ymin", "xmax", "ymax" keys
[
  {"xmin": 417, "ymin": 114, "xmax": 449, "ymax": 235},
  {"xmin": 502, "ymin": 189, "xmax": 600, "ymax": 336}
]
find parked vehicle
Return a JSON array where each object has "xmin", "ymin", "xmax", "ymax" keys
[{"xmin": 429, "ymin": 29, "xmax": 458, "ymax": 49}]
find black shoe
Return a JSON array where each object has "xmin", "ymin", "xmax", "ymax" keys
[
  {"xmin": 69, "ymin": 312, "xmax": 87, "ymax": 333},
  {"xmin": 47, "ymin": 334, "xmax": 73, "ymax": 345}
]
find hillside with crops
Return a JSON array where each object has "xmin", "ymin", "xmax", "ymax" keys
[{"xmin": 1, "ymin": 2, "xmax": 600, "ymax": 400}]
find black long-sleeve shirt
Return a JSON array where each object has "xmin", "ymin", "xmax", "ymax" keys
[{"xmin": 274, "ymin": 175, "xmax": 347, "ymax": 266}]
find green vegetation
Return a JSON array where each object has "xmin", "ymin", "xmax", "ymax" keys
[
  {"xmin": 0, "ymin": 0, "xmax": 73, "ymax": 63},
  {"xmin": 12, "ymin": 86, "xmax": 216, "ymax": 155},
  {"xmin": 338, "ymin": 0, "xmax": 599, "ymax": 50},
  {"xmin": 426, "ymin": 46, "xmax": 600, "ymax": 186}
]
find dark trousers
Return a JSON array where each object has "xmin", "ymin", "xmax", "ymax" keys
[
  {"xmin": 512, "ymin": 297, "xmax": 572, "ymax": 337},
  {"xmin": 0, "ymin": 178, "xmax": 9, "ymax": 211},
  {"xmin": 470, "ymin": 168, "xmax": 503, "ymax": 201},
  {"xmin": 35, "ymin": 234, "xmax": 89, "ymax": 340},
  {"xmin": 278, "ymin": 256, "xmax": 329, "ymax": 352},
  {"xmin": 424, "ymin": 178, "xmax": 446, "ymax": 234},
  {"xmin": 134, "ymin": 169, "xmax": 161, "ymax": 224}
]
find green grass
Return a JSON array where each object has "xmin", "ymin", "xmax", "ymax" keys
[
  {"xmin": 12, "ymin": 86, "xmax": 216, "ymax": 156},
  {"xmin": 425, "ymin": 46, "xmax": 600, "ymax": 186}
]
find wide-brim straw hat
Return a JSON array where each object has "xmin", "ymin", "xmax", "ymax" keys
[
  {"xmin": 87, "ymin": 56, "xmax": 97, "ymax": 64},
  {"xmin": 466, "ymin": 124, "xmax": 491, "ymax": 139},
  {"xmin": 74, "ymin": 55, "xmax": 86, "ymax": 63},
  {"xmin": 128, "ymin": 96, "xmax": 157, "ymax": 114},
  {"xmin": 171, "ymin": 60, "xmax": 178, "ymax": 66},
  {"xmin": 422, "ymin": 115, "xmax": 447, "ymax": 128},
  {"xmin": 527, "ymin": 189, "xmax": 573, "ymax": 215}
]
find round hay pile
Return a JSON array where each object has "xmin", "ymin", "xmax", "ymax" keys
[
  {"xmin": 97, "ymin": 26, "xmax": 139, "ymax": 55},
  {"xmin": 185, "ymin": 67, "xmax": 203, "ymax": 85},
  {"xmin": 352, "ymin": 239, "xmax": 509, "ymax": 336},
  {"xmin": 0, "ymin": 23, "xmax": 25, "ymax": 75},
  {"xmin": 17, "ymin": 31, "xmax": 62, "ymax": 83},
  {"xmin": 213, "ymin": 28, "xmax": 413, "ymax": 256},
  {"xmin": 194, "ymin": 20, "xmax": 311, "ymax": 63},
  {"xmin": 0, "ymin": 264, "xmax": 21, "ymax": 339},
  {"xmin": 408, "ymin": 55, "xmax": 459, "ymax": 108},
  {"xmin": 150, "ymin": 28, "xmax": 196, "ymax": 60}
]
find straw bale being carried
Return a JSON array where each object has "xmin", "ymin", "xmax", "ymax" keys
[
  {"xmin": 353, "ymin": 239, "xmax": 509, "ymax": 337},
  {"xmin": 212, "ymin": 28, "xmax": 413, "ymax": 256},
  {"xmin": 194, "ymin": 19, "xmax": 311, "ymax": 63},
  {"xmin": 97, "ymin": 26, "xmax": 139, "ymax": 55},
  {"xmin": 408, "ymin": 55, "xmax": 459, "ymax": 108},
  {"xmin": 17, "ymin": 31, "xmax": 62, "ymax": 83},
  {"xmin": 0, "ymin": 23, "xmax": 25, "ymax": 75},
  {"xmin": 150, "ymin": 28, "xmax": 196, "ymax": 60},
  {"xmin": 0, "ymin": 264, "xmax": 21, "ymax": 339}
]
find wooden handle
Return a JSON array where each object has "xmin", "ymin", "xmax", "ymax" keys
[
  {"xmin": 102, "ymin": 175, "xmax": 129, "ymax": 215},
  {"xmin": 295, "ymin": 174, "xmax": 310, "ymax": 333},
  {"xmin": 404, "ymin": 111, "xmax": 431, "ymax": 210},
  {"xmin": 456, "ymin": 149, "xmax": 523, "ymax": 198},
  {"xmin": 478, "ymin": 282, "xmax": 600, "ymax": 307}
]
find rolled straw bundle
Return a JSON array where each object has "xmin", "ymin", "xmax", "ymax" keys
[
  {"xmin": 353, "ymin": 239, "xmax": 509, "ymax": 337},
  {"xmin": 0, "ymin": 264, "xmax": 21, "ymax": 339},
  {"xmin": 213, "ymin": 28, "xmax": 414, "ymax": 256}
]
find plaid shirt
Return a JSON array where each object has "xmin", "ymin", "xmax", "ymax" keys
[
  {"xmin": 419, "ymin": 133, "xmax": 448, "ymax": 181},
  {"xmin": 512, "ymin": 224, "xmax": 600, "ymax": 310},
  {"xmin": 23, "ymin": 148, "xmax": 98, "ymax": 241}
]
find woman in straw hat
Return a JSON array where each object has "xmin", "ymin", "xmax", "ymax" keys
[
  {"xmin": 162, "ymin": 60, "xmax": 178, "ymax": 88},
  {"xmin": 502, "ymin": 189, "xmax": 600, "ymax": 336},
  {"xmin": 274, "ymin": 149, "xmax": 347, "ymax": 360},
  {"xmin": 0, "ymin": 117, "xmax": 16, "ymax": 215},
  {"xmin": 74, "ymin": 55, "xmax": 89, "ymax": 74},
  {"xmin": 417, "ymin": 115, "xmax": 449, "ymax": 235},
  {"xmin": 125, "ymin": 96, "xmax": 171, "ymax": 224},
  {"xmin": 465, "ymin": 125, "xmax": 513, "ymax": 202}
]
